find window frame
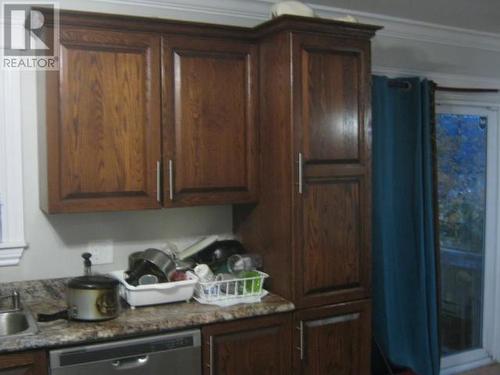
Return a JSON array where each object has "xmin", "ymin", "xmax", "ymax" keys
[
  {"xmin": 437, "ymin": 100, "xmax": 500, "ymax": 374},
  {"xmin": 0, "ymin": 68, "xmax": 27, "ymax": 265}
]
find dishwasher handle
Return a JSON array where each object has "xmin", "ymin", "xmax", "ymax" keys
[{"xmin": 111, "ymin": 355, "xmax": 149, "ymax": 370}]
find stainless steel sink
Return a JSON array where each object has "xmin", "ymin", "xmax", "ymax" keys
[
  {"xmin": 0, "ymin": 294, "xmax": 38, "ymax": 339},
  {"xmin": 0, "ymin": 291, "xmax": 38, "ymax": 338},
  {"xmin": 0, "ymin": 310, "xmax": 38, "ymax": 337}
]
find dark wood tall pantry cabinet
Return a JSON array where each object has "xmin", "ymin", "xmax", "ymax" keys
[{"xmin": 235, "ymin": 17, "xmax": 380, "ymax": 373}]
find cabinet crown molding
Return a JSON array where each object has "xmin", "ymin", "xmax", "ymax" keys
[
  {"xmin": 37, "ymin": 7, "xmax": 381, "ymax": 40},
  {"xmin": 32, "ymin": 0, "xmax": 500, "ymax": 52}
]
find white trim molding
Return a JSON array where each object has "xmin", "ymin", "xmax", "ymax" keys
[
  {"xmin": 0, "ymin": 68, "xmax": 27, "ymax": 266},
  {"xmin": 0, "ymin": 248, "xmax": 25, "ymax": 267},
  {"xmin": 373, "ymin": 65, "xmax": 500, "ymax": 90},
  {"xmin": 107, "ymin": 0, "xmax": 268, "ymax": 21},
  {"xmin": 60, "ymin": 0, "xmax": 268, "ymax": 25},
  {"xmin": 441, "ymin": 349, "xmax": 493, "ymax": 375}
]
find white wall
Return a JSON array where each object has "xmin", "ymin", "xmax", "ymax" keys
[{"xmin": 2, "ymin": 0, "xmax": 500, "ymax": 282}]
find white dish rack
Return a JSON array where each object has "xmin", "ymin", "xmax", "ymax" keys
[
  {"xmin": 109, "ymin": 270, "xmax": 198, "ymax": 308},
  {"xmin": 194, "ymin": 271, "xmax": 269, "ymax": 307}
]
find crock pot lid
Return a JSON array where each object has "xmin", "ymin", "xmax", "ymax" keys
[{"xmin": 68, "ymin": 275, "xmax": 119, "ymax": 289}]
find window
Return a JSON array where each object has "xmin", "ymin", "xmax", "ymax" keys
[
  {"xmin": 0, "ymin": 68, "xmax": 26, "ymax": 265},
  {"xmin": 437, "ymin": 104, "xmax": 499, "ymax": 373}
]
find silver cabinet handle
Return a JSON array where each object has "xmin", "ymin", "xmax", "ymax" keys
[
  {"xmin": 308, "ymin": 313, "xmax": 360, "ymax": 327},
  {"xmin": 298, "ymin": 152, "xmax": 303, "ymax": 194},
  {"xmin": 209, "ymin": 335, "xmax": 214, "ymax": 375},
  {"xmin": 296, "ymin": 321, "xmax": 304, "ymax": 360},
  {"xmin": 156, "ymin": 160, "xmax": 161, "ymax": 202},
  {"xmin": 168, "ymin": 159, "xmax": 174, "ymax": 201}
]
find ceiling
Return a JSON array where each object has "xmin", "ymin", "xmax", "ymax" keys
[{"xmin": 304, "ymin": 0, "xmax": 500, "ymax": 34}]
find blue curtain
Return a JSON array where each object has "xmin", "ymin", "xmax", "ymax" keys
[{"xmin": 372, "ymin": 76, "xmax": 440, "ymax": 375}]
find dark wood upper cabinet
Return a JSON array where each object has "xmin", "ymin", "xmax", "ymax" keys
[
  {"xmin": 40, "ymin": 12, "xmax": 259, "ymax": 213},
  {"xmin": 294, "ymin": 300, "xmax": 371, "ymax": 375},
  {"xmin": 40, "ymin": 27, "xmax": 161, "ymax": 213},
  {"xmin": 162, "ymin": 36, "xmax": 258, "ymax": 206},
  {"xmin": 0, "ymin": 350, "xmax": 48, "ymax": 375},
  {"xmin": 202, "ymin": 314, "xmax": 292, "ymax": 375}
]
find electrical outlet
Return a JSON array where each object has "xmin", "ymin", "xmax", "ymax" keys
[{"xmin": 88, "ymin": 240, "xmax": 114, "ymax": 265}]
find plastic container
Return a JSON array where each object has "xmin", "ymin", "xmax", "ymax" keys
[{"xmin": 109, "ymin": 270, "xmax": 198, "ymax": 308}]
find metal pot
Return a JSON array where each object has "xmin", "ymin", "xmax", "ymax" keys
[
  {"xmin": 126, "ymin": 249, "xmax": 176, "ymax": 286},
  {"xmin": 38, "ymin": 253, "xmax": 119, "ymax": 322},
  {"xmin": 138, "ymin": 248, "xmax": 176, "ymax": 276},
  {"xmin": 66, "ymin": 274, "xmax": 119, "ymax": 321},
  {"xmin": 128, "ymin": 251, "xmax": 144, "ymax": 269}
]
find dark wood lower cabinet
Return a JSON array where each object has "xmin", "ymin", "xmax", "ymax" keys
[
  {"xmin": 294, "ymin": 300, "xmax": 371, "ymax": 375},
  {"xmin": 0, "ymin": 303, "xmax": 369, "ymax": 375},
  {"xmin": 0, "ymin": 351, "xmax": 47, "ymax": 375},
  {"xmin": 202, "ymin": 302, "xmax": 370, "ymax": 375},
  {"xmin": 202, "ymin": 314, "xmax": 292, "ymax": 375}
]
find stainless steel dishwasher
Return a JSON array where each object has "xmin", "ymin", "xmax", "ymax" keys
[{"xmin": 49, "ymin": 329, "xmax": 201, "ymax": 375}]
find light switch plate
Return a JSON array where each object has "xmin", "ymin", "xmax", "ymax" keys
[{"xmin": 88, "ymin": 240, "xmax": 114, "ymax": 265}]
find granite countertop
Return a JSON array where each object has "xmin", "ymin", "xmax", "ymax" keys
[{"xmin": 0, "ymin": 278, "xmax": 294, "ymax": 353}]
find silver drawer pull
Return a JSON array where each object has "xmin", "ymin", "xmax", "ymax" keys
[
  {"xmin": 308, "ymin": 313, "xmax": 360, "ymax": 328},
  {"xmin": 111, "ymin": 355, "xmax": 149, "ymax": 370},
  {"xmin": 298, "ymin": 152, "xmax": 303, "ymax": 194},
  {"xmin": 209, "ymin": 336, "xmax": 214, "ymax": 375}
]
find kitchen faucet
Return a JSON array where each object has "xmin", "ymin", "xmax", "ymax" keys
[{"xmin": 0, "ymin": 290, "xmax": 21, "ymax": 312}]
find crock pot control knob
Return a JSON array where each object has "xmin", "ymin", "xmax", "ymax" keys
[{"xmin": 82, "ymin": 252, "xmax": 92, "ymax": 276}]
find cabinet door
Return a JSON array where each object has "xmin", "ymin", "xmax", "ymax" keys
[
  {"xmin": 0, "ymin": 351, "xmax": 48, "ymax": 375},
  {"xmin": 162, "ymin": 36, "xmax": 258, "ymax": 206},
  {"xmin": 294, "ymin": 300, "xmax": 371, "ymax": 375},
  {"xmin": 202, "ymin": 314, "xmax": 292, "ymax": 375},
  {"xmin": 42, "ymin": 27, "xmax": 161, "ymax": 213},
  {"xmin": 292, "ymin": 33, "xmax": 372, "ymax": 307},
  {"xmin": 293, "ymin": 33, "xmax": 370, "ymax": 165},
  {"xmin": 295, "ymin": 177, "xmax": 370, "ymax": 307}
]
